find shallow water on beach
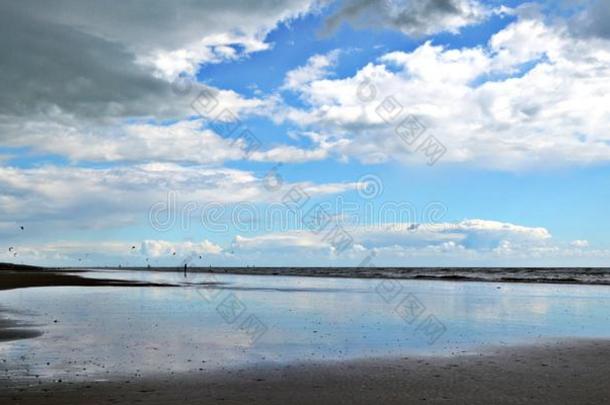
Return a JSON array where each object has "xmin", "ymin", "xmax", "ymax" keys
[{"xmin": 2, "ymin": 270, "xmax": 610, "ymax": 382}]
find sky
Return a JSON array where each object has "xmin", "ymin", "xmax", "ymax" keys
[{"xmin": 1, "ymin": 0, "xmax": 610, "ymax": 267}]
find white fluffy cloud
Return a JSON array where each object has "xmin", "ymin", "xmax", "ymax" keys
[
  {"xmin": 351, "ymin": 219, "xmax": 551, "ymax": 249},
  {"xmin": 282, "ymin": 50, "xmax": 341, "ymax": 91},
  {"xmin": 2, "ymin": 2, "xmax": 609, "ymax": 268},
  {"xmin": 570, "ymin": 239, "xmax": 590, "ymax": 248},
  {"xmin": 226, "ymin": 218, "xmax": 610, "ymax": 266},
  {"xmin": 278, "ymin": 11, "xmax": 610, "ymax": 169},
  {"xmin": 0, "ymin": 163, "xmax": 359, "ymax": 237},
  {"xmin": 141, "ymin": 240, "xmax": 223, "ymax": 258},
  {"xmin": 0, "ymin": 0, "xmax": 319, "ymax": 159},
  {"xmin": 2, "ymin": 218, "xmax": 607, "ymax": 267},
  {"xmin": 233, "ymin": 218, "xmax": 551, "ymax": 253},
  {"xmin": 0, "ymin": 239, "xmax": 224, "ymax": 267}
]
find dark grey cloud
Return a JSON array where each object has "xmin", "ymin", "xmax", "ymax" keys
[
  {"xmin": 4, "ymin": 0, "xmax": 317, "ymax": 55},
  {"xmin": 0, "ymin": 4, "xmax": 178, "ymax": 121},
  {"xmin": 0, "ymin": 0, "xmax": 316, "ymax": 145},
  {"xmin": 323, "ymin": 0, "xmax": 487, "ymax": 37},
  {"xmin": 573, "ymin": 0, "xmax": 610, "ymax": 39}
]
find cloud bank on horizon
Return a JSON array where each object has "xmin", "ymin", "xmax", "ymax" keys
[{"xmin": 1, "ymin": 0, "xmax": 610, "ymax": 267}]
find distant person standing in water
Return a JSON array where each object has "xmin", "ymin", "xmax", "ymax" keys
[{"xmin": 184, "ymin": 263, "xmax": 187, "ymax": 278}]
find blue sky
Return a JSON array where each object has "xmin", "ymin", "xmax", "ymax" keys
[{"xmin": 1, "ymin": 0, "xmax": 610, "ymax": 267}]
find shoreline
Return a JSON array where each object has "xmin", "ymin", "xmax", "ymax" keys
[
  {"xmin": 2, "ymin": 339, "xmax": 609, "ymax": 404},
  {"xmin": 4, "ymin": 263, "xmax": 610, "ymax": 286},
  {"xmin": 79, "ymin": 265, "xmax": 610, "ymax": 286}
]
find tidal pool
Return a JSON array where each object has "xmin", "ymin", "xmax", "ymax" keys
[{"xmin": 1, "ymin": 270, "xmax": 610, "ymax": 382}]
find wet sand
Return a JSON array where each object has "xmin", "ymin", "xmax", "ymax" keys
[
  {"xmin": 1, "ymin": 340, "xmax": 609, "ymax": 404},
  {"xmin": 0, "ymin": 264, "xmax": 177, "ymax": 342},
  {"xmin": 0, "ymin": 263, "xmax": 176, "ymax": 291},
  {"xmin": 0, "ymin": 316, "xmax": 42, "ymax": 342},
  {"xmin": 2, "ymin": 263, "xmax": 610, "ymax": 403}
]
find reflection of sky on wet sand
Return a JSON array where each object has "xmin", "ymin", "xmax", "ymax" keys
[{"xmin": 1, "ymin": 270, "xmax": 610, "ymax": 382}]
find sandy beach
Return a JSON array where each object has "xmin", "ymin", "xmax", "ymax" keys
[
  {"xmin": 0, "ymin": 264, "xmax": 178, "ymax": 292},
  {"xmin": 2, "ymin": 264, "xmax": 610, "ymax": 404},
  {"xmin": 0, "ymin": 264, "xmax": 182, "ymax": 343},
  {"xmin": 1, "ymin": 340, "xmax": 609, "ymax": 404}
]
